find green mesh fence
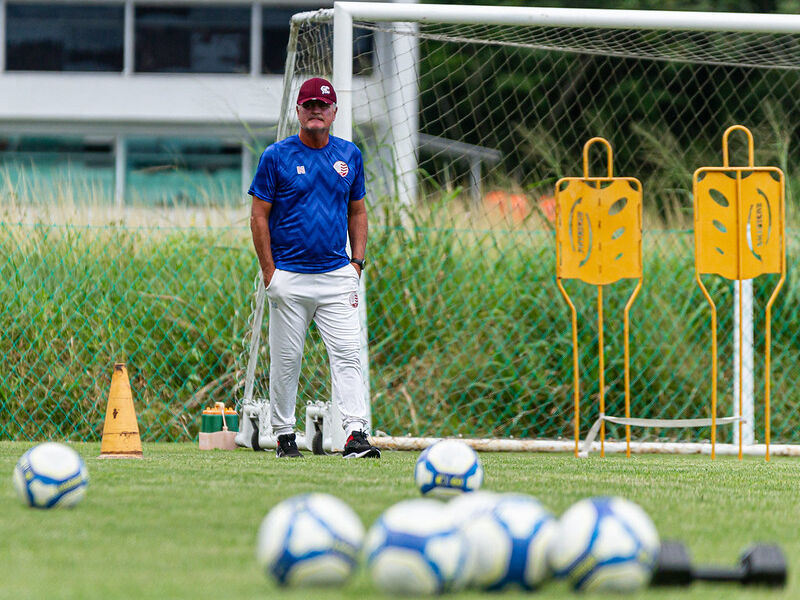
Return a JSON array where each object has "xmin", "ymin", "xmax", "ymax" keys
[
  {"xmin": 358, "ymin": 220, "xmax": 800, "ymax": 445},
  {"xmin": 0, "ymin": 223, "xmax": 251, "ymax": 441},
  {"xmin": 0, "ymin": 214, "xmax": 798, "ymax": 443}
]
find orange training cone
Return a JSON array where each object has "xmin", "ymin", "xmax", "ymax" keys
[{"xmin": 99, "ymin": 363, "xmax": 143, "ymax": 458}]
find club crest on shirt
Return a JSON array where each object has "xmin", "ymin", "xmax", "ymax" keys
[
  {"xmin": 349, "ymin": 291, "xmax": 358, "ymax": 308},
  {"xmin": 333, "ymin": 161, "xmax": 349, "ymax": 177}
]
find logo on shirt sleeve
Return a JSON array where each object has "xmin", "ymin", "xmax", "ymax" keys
[{"xmin": 333, "ymin": 161, "xmax": 349, "ymax": 177}]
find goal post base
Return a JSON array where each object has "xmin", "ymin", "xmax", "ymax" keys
[
  {"xmin": 370, "ymin": 436, "xmax": 800, "ymax": 457},
  {"xmin": 234, "ymin": 400, "xmax": 342, "ymax": 454}
]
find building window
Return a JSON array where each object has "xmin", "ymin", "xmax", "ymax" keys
[
  {"xmin": 262, "ymin": 7, "xmax": 296, "ymax": 74},
  {"xmin": 353, "ymin": 28, "xmax": 374, "ymax": 76},
  {"xmin": 135, "ymin": 7, "xmax": 250, "ymax": 73},
  {"xmin": 262, "ymin": 6, "xmax": 374, "ymax": 76},
  {"xmin": 5, "ymin": 5, "xmax": 124, "ymax": 72},
  {"xmin": 126, "ymin": 137, "xmax": 242, "ymax": 205},
  {"xmin": 0, "ymin": 135, "xmax": 115, "ymax": 199},
  {"xmin": 0, "ymin": 135, "xmax": 114, "ymax": 166}
]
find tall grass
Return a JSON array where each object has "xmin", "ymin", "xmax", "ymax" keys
[{"xmin": 0, "ymin": 222, "xmax": 253, "ymax": 441}]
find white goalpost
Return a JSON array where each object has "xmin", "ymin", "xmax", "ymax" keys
[{"xmin": 236, "ymin": 2, "xmax": 800, "ymax": 456}]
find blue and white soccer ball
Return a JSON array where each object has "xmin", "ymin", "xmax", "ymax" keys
[
  {"xmin": 548, "ymin": 496, "xmax": 660, "ymax": 592},
  {"xmin": 365, "ymin": 498, "xmax": 472, "ymax": 596},
  {"xmin": 256, "ymin": 493, "xmax": 365, "ymax": 587},
  {"xmin": 447, "ymin": 489, "xmax": 499, "ymax": 523},
  {"xmin": 12, "ymin": 442, "xmax": 89, "ymax": 509},
  {"xmin": 456, "ymin": 493, "xmax": 557, "ymax": 591},
  {"xmin": 414, "ymin": 439, "xmax": 483, "ymax": 498}
]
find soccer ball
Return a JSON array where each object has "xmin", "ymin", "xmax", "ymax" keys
[
  {"xmin": 447, "ymin": 489, "xmax": 499, "ymax": 524},
  {"xmin": 12, "ymin": 442, "xmax": 89, "ymax": 509},
  {"xmin": 457, "ymin": 493, "xmax": 556, "ymax": 590},
  {"xmin": 256, "ymin": 493, "xmax": 364, "ymax": 587},
  {"xmin": 548, "ymin": 496, "xmax": 660, "ymax": 592},
  {"xmin": 364, "ymin": 498, "xmax": 472, "ymax": 596},
  {"xmin": 414, "ymin": 439, "xmax": 483, "ymax": 498}
]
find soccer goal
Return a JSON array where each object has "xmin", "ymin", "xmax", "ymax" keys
[{"xmin": 236, "ymin": 2, "xmax": 800, "ymax": 456}]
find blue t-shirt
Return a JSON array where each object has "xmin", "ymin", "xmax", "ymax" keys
[{"xmin": 249, "ymin": 134, "xmax": 366, "ymax": 273}]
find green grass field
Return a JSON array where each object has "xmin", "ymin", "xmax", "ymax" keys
[{"xmin": 0, "ymin": 442, "xmax": 796, "ymax": 599}]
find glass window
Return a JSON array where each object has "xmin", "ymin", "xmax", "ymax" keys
[
  {"xmin": 0, "ymin": 135, "xmax": 115, "ymax": 202},
  {"xmin": 261, "ymin": 6, "xmax": 373, "ymax": 75},
  {"xmin": 262, "ymin": 7, "xmax": 296, "ymax": 74},
  {"xmin": 0, "ymin": 135, "xmax": 113, "ymax": 165},
  {"xmin": 126, "ymin": 137, "xmax": 242, "ymax": 206},
  {"xmin": 135, "ymin": 7, "xmax": 250, "ymax": 73},
  {"xmin": 5, "ymin": 5, "xmax": 124, "ymax": 72},
  {"xmin": 353, "ymin": 28, "xmax": 374, "ymax": 77}
]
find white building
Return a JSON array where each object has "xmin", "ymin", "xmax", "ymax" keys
[{"xmin": 0, "ymin": 0, "xmax": 390, "ymax": 205}]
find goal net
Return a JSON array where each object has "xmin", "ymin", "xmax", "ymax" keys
[{"xmin": 236, "ymin": 4, "xmax": 800, "ymax": 454}]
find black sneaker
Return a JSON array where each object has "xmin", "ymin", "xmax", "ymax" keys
[
  {"xmin": 276, "ymin": 433, "xmax": 303, "ymax": 458},
  {"xmin": 343, "ymin": 431, "xmax": 381, "ymax": 459}
]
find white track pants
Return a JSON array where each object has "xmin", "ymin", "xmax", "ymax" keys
[{"xmin": 266, "ymin": 264, "xmax": 367, "ymax": 436}]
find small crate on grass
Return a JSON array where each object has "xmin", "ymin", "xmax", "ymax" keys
[{"xmin": 199, "ymin": 402, "xmax": 238, "ymax": 450}]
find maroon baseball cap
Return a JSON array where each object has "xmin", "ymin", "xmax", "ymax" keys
[{"xmin": 297, "ymin": 77, "xmax": 337, "ymax": 105}]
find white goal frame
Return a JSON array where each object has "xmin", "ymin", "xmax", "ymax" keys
[{"xmin": 241, "ymin": 2, "xmax": 800, "ymax": 456}]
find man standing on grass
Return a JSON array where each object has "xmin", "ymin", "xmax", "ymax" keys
[{"xmin": 248, "ymin": 77, "xmax": 380, "ymax": 459}]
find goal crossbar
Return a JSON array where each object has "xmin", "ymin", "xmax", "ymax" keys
[{"xmin": 332, "ymin": 2, "xmax": 800, "ymax": 33}]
